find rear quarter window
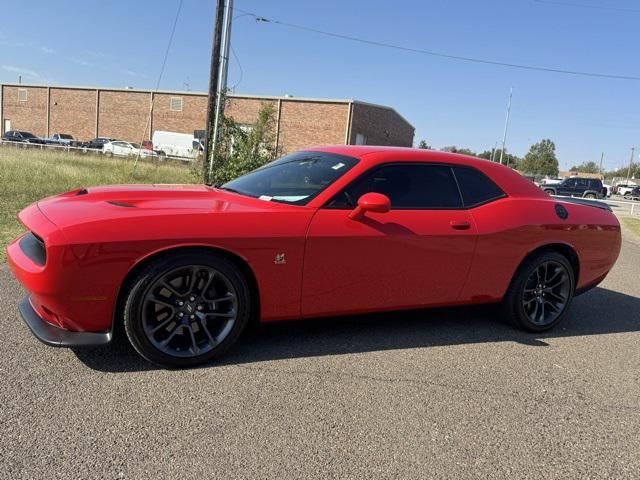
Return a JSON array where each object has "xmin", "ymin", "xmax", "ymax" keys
[{"xmin": 452, "ymin": 166, "xmax": 506, "ymax": 207}]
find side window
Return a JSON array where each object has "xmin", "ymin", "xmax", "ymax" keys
[
  {"xmin": 452, "ymin": 166, "xmax": 505, "ymax": 207},
  {"xmin": 328, "ymin": 164, "xmax": 463, "ymax": 209}
]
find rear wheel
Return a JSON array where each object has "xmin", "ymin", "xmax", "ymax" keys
[
  {"xmin": 123, "ymin": 252, "xmax": 251, "ymax": 368},
  {"xmin": 543, "ymin": 189, "xmax": 555, "ymax": 195},
  {"xmin": 501, "ymin": 251, "xmax": 574, "ymax": 332},
  {"xmin": 584, "ymin": 193, "xmax": 596, "ymax": 199}
]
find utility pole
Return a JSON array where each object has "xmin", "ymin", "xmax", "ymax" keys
[
  {"xmin": 626, "ymin": 147, "xmax": 635, "ymax": 183},
  {"xmin": 202, "ymin": 0, "xmax": 226, "ymax": 183},
  {"xmin": 599, "ymin": 152, "xmax": 604, "ymax": 176},
  {"xmin": 499, "ymin": 87, "xmax": 513, "ymax": 165},
  {"xmin": 208, "ymin": 0, "xmax": 234, "ymax": 182}
]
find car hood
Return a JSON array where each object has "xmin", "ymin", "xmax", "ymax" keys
[{"xmin": 36, "ymin": 184, "xmax": 286, "ymax": 228}]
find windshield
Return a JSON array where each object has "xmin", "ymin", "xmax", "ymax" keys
[
  {"xmin": 59, "ymin": 134, "xmax": 72, "ymax": 139},
  {"xmin": 220, "ymin": 151, "xmax": 359, "ymax": 205}
]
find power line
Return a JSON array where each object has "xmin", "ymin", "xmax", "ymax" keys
[
  {"xmin": 153, "ymin": 0, "xmax": 184, "ymax": 91},
  {"xmin": 229, "ymin": 46, "xmax": 243, "ymax": 91},
  {"xmin": 133, "ymin": 0, "xmax": 183, "ymax": 171},
  {"xmin": 234, "ymin": 7, "xmax": 640, "ymax": 82},
  {"xmin": 533, "ymin": 0, "xmax": 640, "ymax": 13}
]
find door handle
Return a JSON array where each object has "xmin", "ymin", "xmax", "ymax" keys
[{"xmin": 450, "ymin": 220, "xmax": 471, "ymax": 230}]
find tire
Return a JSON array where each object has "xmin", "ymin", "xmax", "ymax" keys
[
  {"xmin": 105, "ymin": 151, "xmax": 113, "ymax": 157},
  {"xmin": 543, "ymin": 189, "xmax": 555, "ymax": 195},
  {"xmin": 123, "ymin": 252, "xmax": 251, "ymax": 368},
  {"xmin": 501, "ymin": 251, "xmax": 575, "ymax": 332},
  {"xmin": 584, "ymin": 193, "xmax": 596, "ymax": 199}
]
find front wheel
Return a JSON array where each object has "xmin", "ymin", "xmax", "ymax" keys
[
  {"xmin": 501, "ymin": 251, "xmax": 575, "ymax": 332},
  {"xmin": 123, "ymin": 252, "xmax": 251, "ymax": 368},
  {"xmin": 584, "ymin": 193, "xmax": 597, "ymax": 199}
]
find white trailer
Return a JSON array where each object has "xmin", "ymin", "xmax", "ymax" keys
[{"xmin": 151, "ymin": 131, "xmax": 203, "ymax": 160}]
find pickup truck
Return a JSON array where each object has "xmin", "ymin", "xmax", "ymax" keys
[
  {"xmin": 45, "ymin": 133, "xmax": 77, "ymax": 147},
  {"xmin": 542, "ymin": 177, "xmax": 606, "ymax": 199}
]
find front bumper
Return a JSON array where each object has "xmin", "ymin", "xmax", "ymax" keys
[{"xmin": 19, "ymin": 296, "xmax": 111, "ymax": 347}]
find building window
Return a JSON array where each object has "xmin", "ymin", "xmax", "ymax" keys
[
  {"xmin": 355, "ymin": 133, "xmax": 366, "ymax": 145},
  {"xmin": 17, "ymin": 89, "xmax": 28, "ymax": 102},
  {"xmin": 170, "ymin": 97, "xmax": 183, "ymax": 112}
]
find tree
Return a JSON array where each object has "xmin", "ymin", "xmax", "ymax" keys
[
  {"xmin": 202, "ymin": 101, "xmax": 278, "ymax": 185},
  {"xmin": 477, "ymin": 149, "xmax": 520, "ymax": 169},
  {"xmin": 569, "ymin": 161, "xmax": 599, "ymax": 174},
  {"xmin": 605, "ymin": 163, "xmax": 640, "ymax": 180},
  {"xmin": 518, "ymin": 139, "xmax": 559, "ymax": 176},
  {"xmin": 417, "ymin": 140, "xmax": 431, "ymax": 150},
  {"xmin": 441, "ymin": 146, "xmax": 476, "ymax": 156}
]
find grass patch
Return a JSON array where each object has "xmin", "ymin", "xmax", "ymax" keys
[
  {"xmin": 0, "ymin": 147, "xmax": 195, "ymax": 262},
  {"xmin": 621, "ymin": 216, "xmax": 640, "ymax": 238}
]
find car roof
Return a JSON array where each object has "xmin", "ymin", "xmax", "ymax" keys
[
  {"xmin": 303, "ymin": 145, "xmax": 498, "ymax": 167},
  {"xmin": 303, "ymin": 145, "xmax": 547, "ymax": 199}
]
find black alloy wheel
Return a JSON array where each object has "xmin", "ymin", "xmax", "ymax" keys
[
  {"xmin": 502, "ymin": 251, "xmax": 575, "ymax": 332},
  {"xmin": 521, "ymin": 260, "xmax": 571, "ymax": 327},
  {"xmin": 123, "ymin": 252, "xmax": 251, "ymax": 368}
]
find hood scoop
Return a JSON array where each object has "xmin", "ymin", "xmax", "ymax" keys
[{"xmin": 106, "ymin": 200, "xmax": 136, "ymax": 208}]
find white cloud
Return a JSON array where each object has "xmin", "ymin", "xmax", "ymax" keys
[
  {"xmin": 2, "ymin": 64, "xmax": 41, "ymax": 79},
  {"xmin": 70, "ymin": 57, "xmax": 95, "ymax": 67}
]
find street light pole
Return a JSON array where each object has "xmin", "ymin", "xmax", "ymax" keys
[
  {"xmin": 202, "ymin": 0, "xmax": 226, "ymax": 183},
  {"xmin": 499, "ymin": 87, "xmax": 513, "ymax": 165}
]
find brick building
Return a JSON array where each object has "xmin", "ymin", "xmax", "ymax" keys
[{"xmin": 0, "ymin": 84, "xmax": 414, "ymax": 152}]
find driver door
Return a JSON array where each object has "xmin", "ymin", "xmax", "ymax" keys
[{"xmin": 301, "ymin": 163, "xmax": 477, "ymax": 318}]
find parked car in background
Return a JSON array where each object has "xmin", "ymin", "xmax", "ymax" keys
[
  {"xmin": 623, "ymin": 186, "xmax": 640, "ymax": 201},
  {"xmin": 103, "ymin": 140, "xmax": 156, "ymax": 158},
  {"xmin": 542, "ymin": 177, "xmax": 605, "ymax": 199},
  {"xmin": 81, "ymin": 137, "xmax": 116, "ymax": 151},
  {"xmin": 45, "ymin": 133, "xmax": 77, "ymax": 147},
  {"xmin": 1, "ymin": 130, "xmax": 46, "ymax": 145},
  {"xmin": 151, "ymin": 131, "xmax": 203, "ymax": 160},
  {"xmin": 602, "ymin": 183, "xmax": 612, "ymax": 197},
  {"xmin": 615, "ymin": 184, "xmax": 638, "ymax": 196},
  {"xmin": 540, "ymin": 178, "xmax": 562, "ymax": 186}
]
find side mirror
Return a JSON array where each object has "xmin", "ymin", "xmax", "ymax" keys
[{"xmin": 348, "ymin": 192, "xmax": 391, "ymax": 220}]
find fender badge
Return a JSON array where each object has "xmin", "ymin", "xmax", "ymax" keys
[{"xmin": 274, "ymin": 253, "xmax": 286, "ymax": 265}]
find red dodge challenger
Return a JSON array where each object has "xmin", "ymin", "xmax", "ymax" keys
[{"xmin": 7, "ymin": 146, "xmax": 621, "ymax": 367}]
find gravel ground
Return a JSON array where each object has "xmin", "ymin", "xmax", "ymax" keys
[{"xmin": 0, "ymin": 234, "xmax": 638, "ymax": 479}]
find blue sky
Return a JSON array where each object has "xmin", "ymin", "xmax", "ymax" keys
[{"xmin": 1, "ymin": 0, "xmax": 639, "ymax": 170}]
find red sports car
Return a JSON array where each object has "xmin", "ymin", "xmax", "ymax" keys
[{"xmin": 7, "ymin": 146, "xmax": 621, "ymax": 367}]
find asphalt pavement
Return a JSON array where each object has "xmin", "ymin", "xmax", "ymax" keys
[{"xmin": 1, "ymin": 231, "xmax": 639, "ymax": 479}]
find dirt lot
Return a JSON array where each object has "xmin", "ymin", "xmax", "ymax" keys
[{"xmin": 0, "ymin": 229, "xmax": 638, "ymax": 479}]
